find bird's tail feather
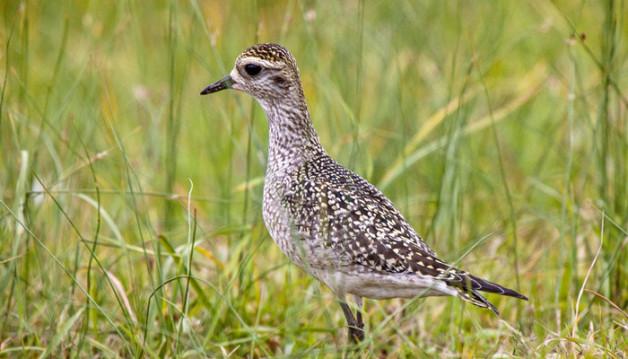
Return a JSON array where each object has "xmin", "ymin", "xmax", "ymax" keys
[
  {"xmin": 455, "ymin": 288, "xmax": 499, "ymax": 315},
  {"xmin": 467, "ymin": 274, "xmax": 528, "ymax": 300},
  {"xmin": 423, "ymin": 256, "xmax": 527, "ymax": 313},
  {"xmin": 453, "ymin": 273, "xmax": 527, "ymax": 315}
]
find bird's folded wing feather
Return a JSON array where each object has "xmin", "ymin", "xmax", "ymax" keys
[
  {"xmin": 283, "ymin": 155, "xmax": 442, "ymax": 274},
  {"xmin": 282, "ymin": 155, "xmax": 528, "ymax": 303}
]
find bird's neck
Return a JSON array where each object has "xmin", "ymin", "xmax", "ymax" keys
[{"xmin": 258, "ymin": 96, "xmax": 324, "ymax": 177}]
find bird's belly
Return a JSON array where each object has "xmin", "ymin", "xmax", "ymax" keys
[{"xmin": 313, "ymin": 269, "xmax": 459, "ymax": 299}]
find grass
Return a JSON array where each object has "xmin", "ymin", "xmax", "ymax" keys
[{"xmin": 1, "ymin": 0, "xmax": 626, "ymax": 357}]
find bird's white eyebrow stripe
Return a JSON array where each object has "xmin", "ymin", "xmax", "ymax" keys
[{"xmin": 237, "ymin": 57, "xmax": 281, "ymax": 69}]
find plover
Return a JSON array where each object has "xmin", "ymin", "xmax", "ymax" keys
[{"xmin": 201, "ymin": 43, "xmax": 527, "ymax": 342}]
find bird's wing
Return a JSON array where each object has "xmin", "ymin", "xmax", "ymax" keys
[
  {"xmin": 282, "ymin": 155, "xmax": 527, "ymax": 310},
  {"xmin": 283, "ymin": 155, "xmax": 437, "ymax": 272}
]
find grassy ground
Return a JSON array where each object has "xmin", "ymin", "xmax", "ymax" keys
[{"xmin": 1, "ymin": 0, "xmax": 626, "ymax": 357}]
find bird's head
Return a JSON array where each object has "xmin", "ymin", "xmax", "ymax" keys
[{"xmin": 201, "ymin": 43, "xmax": 302, "ymax": 103}]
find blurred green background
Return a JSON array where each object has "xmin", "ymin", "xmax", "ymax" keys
[{"xmin": 1, "ymin": 0, "xmax": 626, "ymax": 357}]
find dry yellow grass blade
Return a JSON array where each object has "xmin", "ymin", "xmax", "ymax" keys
[
  {"xmin": 407, "ymin": 88, "xmax": 481, "ymax": 160},
  {"xmin": 378, "ymin": 63, "xmax": 548, "ymax": 190},
  {"xmin": 195, "ymin": 246, "xmax": 225, "ymax": 270},
  {"xmin": 233, "ymin": 176, "xmax": 264, "ymax": 192},
  {"xmin": 377, "ymin": 87, "xmax": 480, "ymax": 190},
  {"xmin": 105, "ymin": 270, "xmax": 138, "ymax": 325}
]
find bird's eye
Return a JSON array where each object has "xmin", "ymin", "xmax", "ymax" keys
[{"xmin": 244, "ymin": 63, "xmax": 262, "ymax": 76}]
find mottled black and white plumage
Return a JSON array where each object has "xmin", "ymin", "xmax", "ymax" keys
[{"xmin": 201, "ymin": 43, "xmax": 527, "ymax": 342}]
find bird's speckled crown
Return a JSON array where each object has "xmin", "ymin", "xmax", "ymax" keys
[{"xmin": 238, "ymin": 43, "xmax": 298, "ymax": 70}]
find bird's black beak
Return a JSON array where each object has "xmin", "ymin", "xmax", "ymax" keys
[{"xmin": 200, "ymin": 75, "xmax": 234, "ymax": 95}]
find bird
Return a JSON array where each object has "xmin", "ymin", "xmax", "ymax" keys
[{"xmin": 200, "ymin": 43, "xmax": 527, "ymax": 343}]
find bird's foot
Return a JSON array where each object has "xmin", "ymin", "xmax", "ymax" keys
[{"xmin": 348, "ymin": 324, "xmax": 365, "ymax": 343}]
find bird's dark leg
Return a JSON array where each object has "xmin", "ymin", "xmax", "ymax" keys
[
  {"xmin": 339, "ymin": 301, "xmax": 364, "ymax": 343},
  {"xmin": 354, "ymin": 296, "xmax": 364, "ymax": 332}
]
